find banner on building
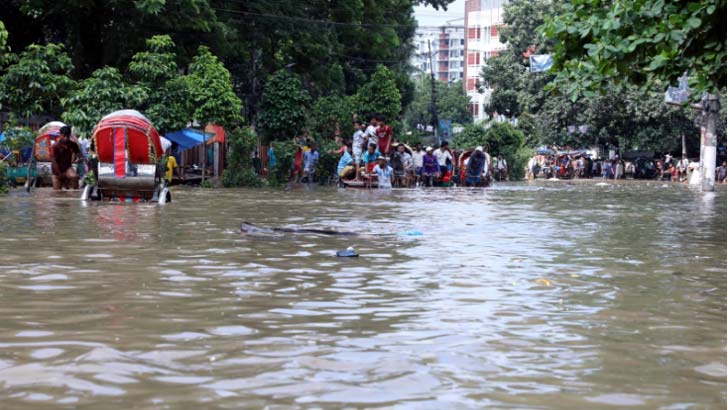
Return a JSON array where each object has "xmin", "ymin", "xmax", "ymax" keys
[{"xmin": 529, "ymin": 54, "xmax": 554, "ymax": 73}]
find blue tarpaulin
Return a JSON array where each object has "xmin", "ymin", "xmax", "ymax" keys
[{"xmin": 164, "ymin": 129, "xmax": 212, "ymax": 150}]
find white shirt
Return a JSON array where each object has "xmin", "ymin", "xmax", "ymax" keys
[
  {"xmin": 373, "ymin": 165, "xmax": 393, "ymax": 189},
  {"xmin": 433, "ymin": 148, "xmax": 452, "ymax": 167},
  {"xmin": 497, "ymin": 158, "xmax": 507, "ymax": 170},
  {"xmin": 352, "ymin": 130, "xmax": 365, "ymax": 153},
  {"xmin": 364, "ymin": 125, "xmax": 378, "ymax": 148},
  {"xmin": 412, "ymin": 151, "xmax": 424, "ymax": 168}
]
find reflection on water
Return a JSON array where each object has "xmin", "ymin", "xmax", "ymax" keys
[{"xmin": 0, "ymin": 181, "xmax": 725, "ymax": 409}]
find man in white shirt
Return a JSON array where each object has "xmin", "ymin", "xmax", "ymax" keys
[
  {"xmin": 496, "ymin": 154, "xmax": 508, "ymax": 181},
  {"xmin": 433, "ymin": 141, "xmax": 453, "ymax": 176},
  {"xmin": 411, "ymin": 143, "xmax": 425, "ymax": 186},
  {"xmin": 351, "ymin": 120, "xmax": 366, "ymax": 180},
  {"xmin": 363, "ymin": 116, "xmax": 379, "ymax": 149}
]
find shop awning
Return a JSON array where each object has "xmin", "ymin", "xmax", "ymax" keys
[{"xmin": 164, "ymin": 129, "xmax": 214, "ymax": 150}]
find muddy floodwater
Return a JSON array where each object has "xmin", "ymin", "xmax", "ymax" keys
[{"xmin": 0, "ymin": 181, "xmax": 725, "ymax": 409}]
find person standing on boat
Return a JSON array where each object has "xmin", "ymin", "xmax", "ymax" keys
[
  {"xmin": 364, "ymin": 116, "xmax": 379, "ymax": 149},
  {"xmin": 352, "ymin": 120, "xmax": 366, "ymax": 180},
  {"xmin": 51, "ymin": 125, "xmax": 80, "ymax": 190},
  {"xmin": 375, "ymin": 114, "xmax": 393, "ymax": 154}
]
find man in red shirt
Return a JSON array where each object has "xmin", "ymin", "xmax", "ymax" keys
[{"xmin": 375, "ymin": 113, "xmax": 393, "ymax": 154}]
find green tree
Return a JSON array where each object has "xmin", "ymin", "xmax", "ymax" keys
[
  {"xmin": 310, "ymin": 95, "xmax": 356, "ymax": 140},
  {"xmin": 187, "ymin": 46, "xmax": 243, "ymax": 127},
  {"xmin": 0, "ymin": 20, "xmax": 9, "ymax": 64},
  {"xmin": 257, "ymin": 70, "xmax": 311, "ymax": 141},
  {"xmin": 542, "ymin": 0, "xmax": 726, "ymax": 98},
  {"xmin": 0, "ymin": 43, "xmax": 75, "ymax": 118},
  {"xmin": 356, "ymin": 64, "xmax": 402, "ymax": 121},
  {"xmin": 499, "ymin": 0, "xmax": 564, "ymax": 59},
  {"xmin": 437, "ymin": 80, "xmax": 472, "ymax": 124},
  {"xmin": 404, "ymin": 78, "xmax": 471, "ymax": 130},
  {"xmin": 222, "ymin": 126, "xmax": 262, "ymax": 187},
  {"xmin": 453, "ymin": 122, "xmax": 529, "ymax": 180},
  {"xmin": 61, "ymin": 67, "xmax": 146, "ymax": 137},
  {"xmin": 129, "ymin": 35, "xmax": 192, "ymax": 133}
]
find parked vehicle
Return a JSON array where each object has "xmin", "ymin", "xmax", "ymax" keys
[{"xmin": 81, "ymin": 110, "xmax": 170, "ymax": 203}]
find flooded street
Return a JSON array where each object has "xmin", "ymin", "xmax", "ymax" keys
[{"xmin": 0, "ymin": 181, "xmax": 725, "ymax": 409}]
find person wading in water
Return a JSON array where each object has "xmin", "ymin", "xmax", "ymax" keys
[{"xmin": 51, "ymin": 125, "xmax": 81, "ymax": 190}]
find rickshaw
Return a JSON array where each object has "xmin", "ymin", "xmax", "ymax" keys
[
  {"xmin": 23, "ymin": 121, "xmax": 66, "ymax": 190},
  {"xmin": 81, "ymin": 110, "xmax": 170, "ymax": 203},
  {"xmin": 0, "ymin": 128, "xmax": 34, "ymax": 187}
]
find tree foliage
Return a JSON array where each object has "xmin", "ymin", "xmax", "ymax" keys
[
  {"xmin": 129, "ymin": 35, "xmax": 191, "ymax": 133},
  {"xmin": 404, "ymin": 78, "xmax": 471, "ymax": 130},
  {"xmin": 478, "ymin": 0, "xmax": 700, "ymax": 156},
  {"xmin": 3, "ymin": 0, "xmax": 444, "ymax": 130},
  {"xmin": 257, "ymin": 70, "xmax": 311, "ymax": 141},
  {"xmin": 500, "ymin": 0, "xmax": 564, "ymax": 59},
  {"xmin": 356, "ymin": 64, "xmax": 402, "ymax": 121},
  {"xmin": 222, "ymin": 126, "xmax": 262, "ymax": 187},
  {"xmin": 0, "ymin": 43, "xmax": 75, "ymax": 118},
  {"xmin": 187, "ymin": 46, "xmax": 243, "ymax": 127},
  {"xmin": 542, "ymin": 0, "xmax": 726, "ymax": 98},
  {"xmin": 453, "ymin": 122, "xmax": 530, "ymax": 180},
  {"xmin": 61, "ymin": 67, "xmax": 146, "ymax": 137},
  {"xmin": 310, "ymin": 94, "xmax": 356, "ymax": 139},
  {"xmin": 0, "ymin": 20, "xmax": 9, "ymax": 64}
]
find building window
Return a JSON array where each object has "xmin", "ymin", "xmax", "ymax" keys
[
  {"xmin": 469, "ymin": 103, "xmax": 480, "ymax": 117},
  {"xmin": 467, "ymin": 27, "xmax": 481, "ymax": 40},
  {"xmin": 467, "ymin": 78, "xmax": 477, "ymax": 91},
  {"xmin": 467, "ymin": 52, "xmax": 480, "ymax": 65}
]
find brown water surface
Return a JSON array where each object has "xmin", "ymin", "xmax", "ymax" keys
[{"xmin": 0, "ymin": 181, "xmax": 725, "ymax": 409}]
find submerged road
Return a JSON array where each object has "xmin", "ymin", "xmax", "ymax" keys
[{"xmin": 0, "ymin": 181, "xmax": 725, "ymax": 409}]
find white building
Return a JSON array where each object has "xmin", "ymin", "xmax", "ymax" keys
[
  {"xmin": 411, "ymin": 25, "xmax": 464, "ymax": 84},
  {"xmin": 464, "ymin": 0, "xmax": 508, "ymax": 121}
]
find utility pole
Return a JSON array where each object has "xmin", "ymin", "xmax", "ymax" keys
[
  {"xmin": 428, "ymin": 39, "xmax": 438, "ymax": 141},
  {"xmin": 697, "ymin": 93, "xmax": 720, "ymax": 191},
  {"xmin": 666, "ymin": 76, "xmax": 721, "ymax": 191}
]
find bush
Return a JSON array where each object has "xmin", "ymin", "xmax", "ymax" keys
[
  {"xmin": 311, "ymin": 95, "xmax": 355, "ymax": 141},
  {"xmin": 267, "ymin": 140, "xmax": 296, "ymax": 186},
  {"xmin": 315, "ymin": 140, "xmax": 340, "ymax": 183},
  {"xmin": 221, "ymin": 126, "xmax": 263, "ymax": 187},
  {"xmin": 0, "ymin": 162, "xmax": 8, "ymax": 194}
]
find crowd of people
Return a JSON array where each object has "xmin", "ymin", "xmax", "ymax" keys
[
  {"xmin": 277, "ymin": 113, "xmax": 494, "ymax": 188},
  {"xmin": 340, "ymin": 116, "xmax": 502, "ymax": 187},
  {"xmin": 528, "ymin": 152, "xmax": 728, "ymax": 184}
]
